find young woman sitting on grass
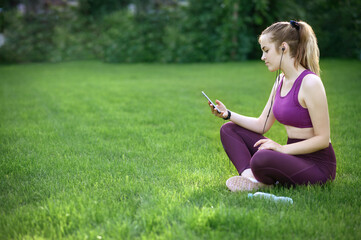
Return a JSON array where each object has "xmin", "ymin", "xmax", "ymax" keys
[{"xmin": 209, "ymin": 20, "xmax": 336, "ymax": 192}]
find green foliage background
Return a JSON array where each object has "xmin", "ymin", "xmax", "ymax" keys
[{"xmin": 0, "ymin": 0, "xmax": 360, "ymax": 63}]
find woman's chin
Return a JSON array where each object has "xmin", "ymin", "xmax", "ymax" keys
[{"xmin": 267, "ymin": 66, "xmax": 277, "ymax": 72}]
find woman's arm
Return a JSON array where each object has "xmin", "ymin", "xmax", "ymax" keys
[{"xmin": 225, "ymin": 80, "xmax": 278, "ymax": 134}]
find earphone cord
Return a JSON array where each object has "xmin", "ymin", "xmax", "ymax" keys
[{"xmin": 262, "ymin": 51, "xmax": 284, "ymax": 135}]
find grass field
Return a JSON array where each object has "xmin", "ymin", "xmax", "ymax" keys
[{"xmin": 1, "ymin": 60, "xmax": 361, "ymax": 239}]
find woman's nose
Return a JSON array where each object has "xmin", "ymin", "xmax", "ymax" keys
[{"xmin": 261, "ymin": 54, "xmax": 266, "ymax": 61}]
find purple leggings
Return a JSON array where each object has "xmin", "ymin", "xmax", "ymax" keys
[{"xmin": 220, "ymin": 122, "xmax": 336, "ymax": 185}]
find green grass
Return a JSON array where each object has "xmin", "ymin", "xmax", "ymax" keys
[{"xmin": 0, "ymin": 60, "xmax": 360, "ymax": 239}]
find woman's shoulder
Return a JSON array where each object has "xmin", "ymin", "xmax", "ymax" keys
[
  {"xmin": 301, "ymin": 72, "xmax": 325, "ymax": 96},
  {"xmin": 302, "ymin": 72, "xmax": 323, "ymax": 89}
]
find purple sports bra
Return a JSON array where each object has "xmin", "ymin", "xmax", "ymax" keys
[{"xmin": 273, "ymin": 70, "xmax": 314, "ymax": 128}]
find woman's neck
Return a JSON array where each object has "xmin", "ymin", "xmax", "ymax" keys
[{"xmin": 281, "ymin": 60, "xmax": 306, "ymax": 82}]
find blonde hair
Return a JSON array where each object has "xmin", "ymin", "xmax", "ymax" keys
[{"xmin": 260, "ymin": 21, "xmax": 320, "ymax": 76}]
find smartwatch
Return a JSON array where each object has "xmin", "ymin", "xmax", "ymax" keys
[{"xmin": 223, "ymin": 110, "xmax": 231, "ymax": 120}]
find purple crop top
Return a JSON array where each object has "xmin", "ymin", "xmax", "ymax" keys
[{"xmin": 273, "ymin": 70, "xmax": 314, "ymax": 128}]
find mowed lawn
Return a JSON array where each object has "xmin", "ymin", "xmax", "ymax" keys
[{"xmin": 0, "ymin": 60, "xmax": 360, "ymax": 239}]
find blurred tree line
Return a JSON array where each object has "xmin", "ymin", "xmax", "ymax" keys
[{"xmin": 0, "ymin": 0, "xmax": 359, "ymax": 63}]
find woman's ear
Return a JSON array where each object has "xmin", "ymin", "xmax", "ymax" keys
[{"xmin": 280, "ymin": 42, "xmax": 289, "ymax": 52}]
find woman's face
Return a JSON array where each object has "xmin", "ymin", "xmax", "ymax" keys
[{"xmin": 259, "ymin": 34, "xmax": 281, "ymax": 72}]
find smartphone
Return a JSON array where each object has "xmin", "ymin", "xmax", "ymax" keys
[{"xmin": 202, "ymin": 91, "xmax": 221, "ymax": 113}]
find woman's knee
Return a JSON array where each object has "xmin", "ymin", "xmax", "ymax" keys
[
  {"xmin": 250, "ymin": 150, "xmax": 277, "ymax": 184},
  {"xmin": 220, "ymin": 121, "xmax": 236, "ymax": 133},
  {"xmin": 220, "ymin": 122, "xmax": 237, "ymax": 139},
  {"xmin": 220, "ymin": 122, "xmax": 248, "ymax": 138},
  {"xmin": 251, "ymin": 150, "xmax": 273, "ymax": 167}
]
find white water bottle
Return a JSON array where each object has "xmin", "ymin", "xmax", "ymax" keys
[{"xmin": 248, "ymin": 192, "xmax": 293, "ymax": 204}]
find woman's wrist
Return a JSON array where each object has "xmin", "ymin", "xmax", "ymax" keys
[
  {"xmin": 223, "ymin": 110, "xmax": 231, "ymax": 120},
  {"xmin": 278, "ymin": 144, "xmax": 286, "ymax": 154}
]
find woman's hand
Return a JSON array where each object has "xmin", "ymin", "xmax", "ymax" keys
[
  {"xmin": 254, "ymin": 139, "xmax": 284, "ymax": 153},
  {"xmin": 209, "ymin": 100, "xmax": 228, "ymax": 119}
]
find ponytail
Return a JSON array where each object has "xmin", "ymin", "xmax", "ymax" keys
[
  {"xmin": 260, "ymin": 21, "xmax": 320, "ymax": 76},
  {"xmin": 297, "ymin": 21, "xmax": 320, "ymax": 76}
]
